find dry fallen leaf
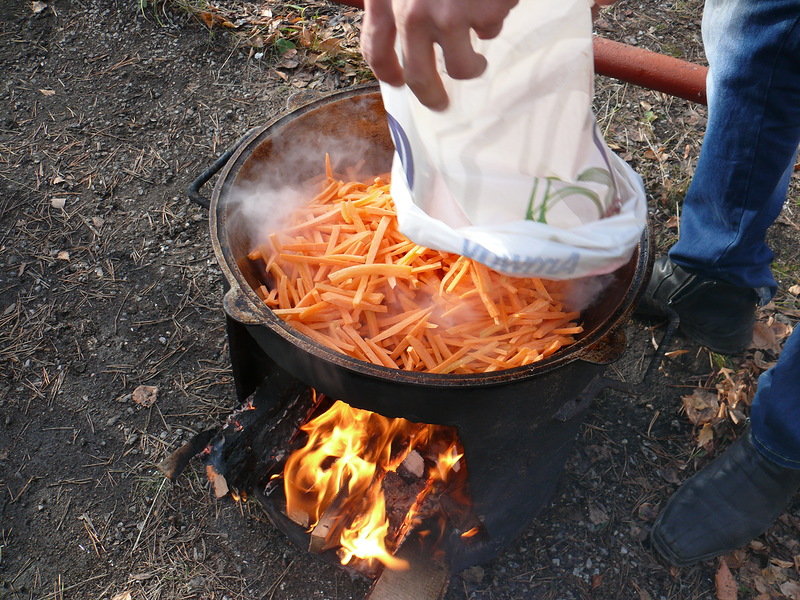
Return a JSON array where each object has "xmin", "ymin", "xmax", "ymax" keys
[
  {"xmin": 715, "ymin": 366, "xmax": 755, "ymax": 412},
  {"xmin": 751, "ymin": 321, "xmax": 774, "ymax": 349},
  {"xmin": 199, "ymin": 11, "xmax": 215, "ymax": 27},
  {"xmin": 111, "ymin": 593, "xmax": 132, "ymax": 600},
  {"xmin": 32, "ymin": 1, "xmax": 48, "ymax": 13},
  {"xmin": 50, "ymin": 197, "xmax": 66, "ymax": 209},
  {"xmin": 56, "ymin": 250, "xmax": 70, "ymax": 261},
  {"xmin": 762, "ymin": 563, "xmax": 788, "ymax": 585},
  {"xmin": 771, "ymin": 557, "xmax": 795, "ymax": 569},
  {"xmin": 637, "ymin": 502, "xmax": 658, "ymax": 522},
  {"xmin": 697, "ymin": 422, "xmax": 715, "ymax": 447},
  {"xmin": 132, "ymin": 385, "xmax": 158, "ymax": 408},
  {"xmin": 715, "ymin": 558, "xmax": 738, "ymax": 600},
  {"xmin": 722, "ymin": 549, "xmax": 748, "ymax": 569},
  {"xmin": 682, "ymin": 389, "xmax": 719, "ymax": 426},
  {"xmin": 38, "ymin": 88, "xmax": 56, "ymax": 96},
  {"xmin": 773, "ymin": 320, "xmax": 793, "ymax": 342},
  {"xmin": 658, "ymin": 467, "xmax": 682, "ymax": 485},
  {"xmin": 788, "ymin": 284, "xmax": 800, "ymax": 296},
  {"xmin": 591, "ymin": 573, "xmax": 604, "ymax": 590},
  {"xmin": 781, "ymin": 580, "xmax": 800, "ymax": 599}
]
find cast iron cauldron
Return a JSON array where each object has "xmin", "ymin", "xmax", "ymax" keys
[
  {"xmin": 204, "ymin": 85, "xmax": 650, "ymax": 422},
  {"xmin": 194, "ymin": 85, "xmax": 653, "ymax": 570}
]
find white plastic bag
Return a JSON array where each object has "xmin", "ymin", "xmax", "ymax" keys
[{"xmin": 380, "ymin": 0, "xmax": 647, "ymax": 280}]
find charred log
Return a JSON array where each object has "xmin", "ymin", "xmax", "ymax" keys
[{"xmin": 203, "ymin": 373, "xmax": 325, "ymax": 494}]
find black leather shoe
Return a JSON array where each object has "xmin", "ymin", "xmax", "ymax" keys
[
  {"xmin": 636, "ymin": 257, "xmax": 758, "ymax": 354},
  {"xmin": 650, "ymin": 431, "xmax": 800, "ymax": 567}
]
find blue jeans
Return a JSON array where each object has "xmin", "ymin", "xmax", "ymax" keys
[{"xmin": 669, "ymin": 0, "xmax": 800, "ymax": 467}]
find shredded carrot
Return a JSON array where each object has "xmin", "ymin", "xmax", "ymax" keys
[
  {"xmin": 328, "ymin": 263, "xmax": 413, "ymax": 284},
  {"xmin": 247, "ymin": 158, "xmax": 583, "ymax": 374}
]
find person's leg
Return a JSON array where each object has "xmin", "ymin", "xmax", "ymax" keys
[
  {"xmin": 648, "ymin": 0, "xmax": 800, "ymax": 566},
  {"xmin": 751, "ymin": 325, "xmax": 800, "ymax": 468},
  {"xmin": 669, "ymin": 0, "xmax": 800, "ymax": 298},
  {"xmin": 639, "ymin": 0, "xmax": 800, "ymax": 354}
]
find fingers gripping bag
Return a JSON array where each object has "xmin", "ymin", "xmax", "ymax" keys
[{"xmin": 380, "ymin": 0, "xmax": 647, "ymax": 279}]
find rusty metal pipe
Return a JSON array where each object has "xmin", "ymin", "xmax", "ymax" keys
[
  {"xmin": 593, "ymin": 37, "xmax": 707, "ymax": 104},
  {"xmin": 331, "ymin": 0, "xmax": 708, "ymax": 104}
]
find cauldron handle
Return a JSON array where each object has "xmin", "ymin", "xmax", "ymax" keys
[
  {"xmin": 223, "ymin": 283, "xmax": 267, "ymax": 326},
  {"xmin": 554, "ymin": 308, "xmax": 680, "ymax": 421},
  {"xmin": 188, "ymin": 127, "xmax": 261, "ymax": 209}
]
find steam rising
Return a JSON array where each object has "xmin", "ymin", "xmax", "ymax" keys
[
  {"xmin": 226, "ymin": 132, "xmax": 388, "ymax": 249},
  {"xmin": 560, "ymin": 273, "xmax": 615, "ymax": 313},
  {"xmin": 228, "ymin": 178, "xmax": 310, "ymax": 251}
]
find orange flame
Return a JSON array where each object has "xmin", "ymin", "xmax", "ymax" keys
[
  {"xmin": 282, "ymin": 399, "xmax": 463, "ymax": 570},
  {"xmin": 433, "ymin": 444, "xmax": 463, "ymax": 482},
  {"xmin": 339, "ymin": 493, "xmax": 408, "ymax": 570}
]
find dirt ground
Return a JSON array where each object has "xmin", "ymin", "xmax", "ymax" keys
[{"xmin": 2, "ymin": 0, "xmax": 800, "ymax": 599}]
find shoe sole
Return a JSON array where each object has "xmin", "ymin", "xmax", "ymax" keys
[{"xmin": 650, "ymin": 519, "xmax": 735, "ymax": 567}]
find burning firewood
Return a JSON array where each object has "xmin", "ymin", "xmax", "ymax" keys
[
  {"xmin": 309, "ymin": 488, "xmax": 352, "ymax": 554},
  {"xmin": 157, "ymin": 428, "xmax": 217, "ymax": 480},
  {"xmin": 398, "ymin": 450, "xmax": 425, "ymax": 480},
  {"xmin": 206, "ymin": 464, "xmax": 229, "ymax": 498},
  {"xmin": 177, "ymin": 365, "xmax": 483, "ymax": 581}
]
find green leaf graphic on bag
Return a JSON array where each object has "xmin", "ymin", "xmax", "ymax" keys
[{"xmin": 526, "ymin": 168, "xmax": 610, "ymax": 224}]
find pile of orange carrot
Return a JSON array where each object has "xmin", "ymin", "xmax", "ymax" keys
[{"xmin": 247, "ymin": 158, "xmax": 583, "ymax": 374}]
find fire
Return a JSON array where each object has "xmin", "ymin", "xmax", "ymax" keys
[
  {"xmin": 338, "ymin": 493, "xmax": 407, "ymax": 570},
  {"xmin": 433, "ymin": 444, "xmax": 463, "ymax": 482},
  {"xmin": 281, "ymin": 399, "xmax": 465, "ymax": 570}
]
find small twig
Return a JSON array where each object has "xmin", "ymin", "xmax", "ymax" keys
[
  {"xmin": 130, "ymin": 477, "xmax": 166, "ymax": 554},
  {"xmin": 40, "ymin": 573, "xmax": 108, "ymax": 600},
  {"xmin": 10, "ymin": 557, "xmax": 35, "ymax": 585},
  {"xmin": 10, "ymin": 475, "xmax": 42, "ymax": 503},
  {"xmin": 55, "ymin": 498, "xmax": 72, "ymax": 532},
  {"xmin": 265, "ymin": 559, "xmax": 295, "ymax": 600},
  {"xmin": 114, "ymin": 288, "xmax": 133, "ymax": 335},
  {"xmin": 79, "ymin": 513, "xmax": 106, "ymax": 556}
]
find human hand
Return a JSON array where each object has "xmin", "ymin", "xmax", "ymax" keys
[{"xmin": 360, "ymin": 0, "xmax": 519, "ymax": 111}]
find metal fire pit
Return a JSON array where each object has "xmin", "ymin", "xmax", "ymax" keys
[{"xmin": 190, "ymin": 86, "xmax": 654, "ymax": 572}]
